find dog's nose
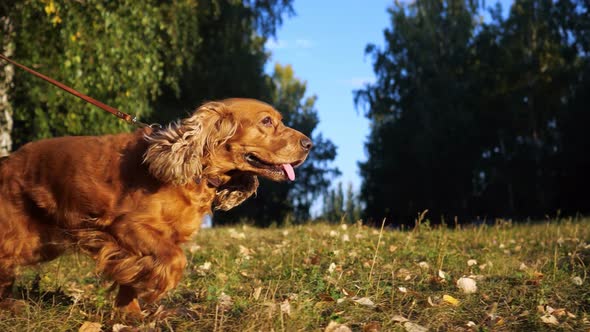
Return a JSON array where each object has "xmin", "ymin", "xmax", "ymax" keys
[{"xmin": 300, "ymin": 137, "xmax": 313, "ymax": 151}]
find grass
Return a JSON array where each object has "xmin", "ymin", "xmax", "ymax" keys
[{"xmin": 1, "ymin": 217, "xmax": 589, "ymax": 331}]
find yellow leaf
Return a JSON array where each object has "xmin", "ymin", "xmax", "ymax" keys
[
  {"xmin": 442, "ymin": 294, "xmax": 460, "ymax": 306},
  {"xmin": 51, "ymin": 15, "xmax": 62, "ymax": 26},
  {"xmin": 44, "ymin": 0, "xmax": 56, "ymax": 15}
]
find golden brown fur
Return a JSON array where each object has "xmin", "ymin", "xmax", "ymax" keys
[{"xmin": 0, "ymin": 98, "xmax": 311, "ymax": 312}]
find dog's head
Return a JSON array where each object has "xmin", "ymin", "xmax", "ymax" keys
[{"xmin": 143, "ymin": 98, "xmax": 312, "ymax": 210}]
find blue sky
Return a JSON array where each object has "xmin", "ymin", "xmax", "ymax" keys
[{"xmin": 266, "ymin": 0, "xmax": 512, "ymax": 204}]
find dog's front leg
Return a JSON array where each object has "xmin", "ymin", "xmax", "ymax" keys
[{"xmin": 93, "ymin": 216, "xmax": 187, "ymax": 312}]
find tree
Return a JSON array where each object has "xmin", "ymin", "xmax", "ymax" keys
[
  {"xmin": 355, "ymin": 0, "xmax": 481, "ymax": 224},
  {"xmin": 0, "ymin": 1, "xmax": 16, "ymax": 156},
  {"xmin": 551, "ymin": 0, "xmax": 590, "ymax": 214},
  {"xmin": 319, "ymin": 182, "xmax": 361, "ymax": 223},
  {"xmin": 152, "ymin": 0, "xmax": 294, "ymax": 124},
  {"xmin": 357, "ymin": 0, "xmax": 590, "ymax": 223},
  {"xmin": 2, "ymin": 0, "xmax": 203, "ymax": 148},
  {"xmin": 344, "ymin": 182, "xmax": 361, "ymax": 223}
]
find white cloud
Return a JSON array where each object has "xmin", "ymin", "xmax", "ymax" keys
[
  {"xmin": 295, "ymin": 39, "xmax": 313, "ymax": 49},
  {"xmin": 266, "ymin": 39, "xmax": 289, "ymax": 50},
  {"xmin": 341, "ymin": 77, "xmax": 374, "ymax": 88},
  {"xmin": 266, "ymin": 38, "xmax": 313, "ymax": 51}
]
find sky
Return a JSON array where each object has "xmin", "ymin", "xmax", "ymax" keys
[{"xmin": 265, "ymin": 0, "xmax": 513, "ymax": 203}]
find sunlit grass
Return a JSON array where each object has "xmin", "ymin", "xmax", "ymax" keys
[{"xmin": 1, "ymin": 218, "xmax": 589, "ymax": 331}]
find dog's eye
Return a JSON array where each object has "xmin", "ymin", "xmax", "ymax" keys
[{"xmin": 261, "ymin": 116, "xmax": 273, "ymax": 127}]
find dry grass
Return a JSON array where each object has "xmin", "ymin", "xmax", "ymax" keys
[{"xmin": 1, "ymin": 217, "xmax": 589, "ymax": 331}]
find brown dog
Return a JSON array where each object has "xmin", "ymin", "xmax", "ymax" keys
[{"xmin": 0, "ymin": 98, "xmax": 311, "ymax": 313}]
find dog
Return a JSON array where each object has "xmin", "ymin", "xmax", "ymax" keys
[{"xmin": 0, "ymin": 98, "xmax": 312, "ymax": 313}]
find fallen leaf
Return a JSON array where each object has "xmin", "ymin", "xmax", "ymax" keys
[
  {"xmin": 280, "ymin": 299, "xmax": 291, "ymax": 316},
  {"xmin": 540, "ymin": 314, "xmax": 559, "ymax": 326},
  {"xmin": 467, "ymin": 274, "xmax": 485, "ymax": 280},
  {"xmin": 392, "ymin": 315, "xmax": 409, "ymax": 323},
  {"xmin": 442, "ymin": 294, "xmax": 460, "ymax": 306},
  {"xmin": 403, "ymin": 321, "xmax": 428, "ymax": 332},
  {"xmin": 427, "ymin": 296, "xmax": 439, "ymax": 306},
  {"xmin": 198, "ymin": 261, "xmax": 211, "ymax": 271},
  {"xmin": 253, "ymin": 286, "xmax": 262, "ymax": 300},
  {"xmin": 188, "ymin": 244, "xmax": 201, "ymax": 253},
  {"xmin": 319, "ymin": 293, "xmax": 335, "ymax": 302},
  {"xmin": 112, "ymin": 324, "xmax": 134, "ymax": 332},
  {"xmin": 325, "ymin": 321, "xmax": 352, "ymax": 332},
  {"xmin": 438, "ymin": 270, "xmax": 449, "ymax": 281},
  {"xmin": 353, "ymin": 297, "xmax": 376, "ymax": 308},
  {"xmin": 467, "ymin": 259, "xmax": 478, "ymax": 266},
  {"xmin": 79, "ymin": 321, "xmax": 101, "ymax": 332},
  {"xmin": 218, "ymin": 292, "xmax": 233, "ymax": 311},
  {"xmin": 418, "ymin": 261, "xmax": 430, "ymax": 269},
  {"xmin": 518, "ymin": 310, "xmax": 530, "ymax": 317},
  {"xmin": 328, "ymin": 262, "xmax": 337, "ymax": 274},
  {"xmin": 239, "ymin": 245, "xmax": 253, "ymax": 259},
  {"xmin": 397, "ymin": 268, "xmax": 412, "ymax": 280},
  {"xmin": 229, "ymin": 229, "xmax": 246, "ymax": 239},
  {"xmin": 457, "ymin": 277, "xmax": 477, "ymax": 294},
  {"xmin": 362, "ymin": 321, "xmax": 382, "ymax": 332},
  {"xmin": 572, "ymin": 276, "xmax": 583, "ymax": 286}
]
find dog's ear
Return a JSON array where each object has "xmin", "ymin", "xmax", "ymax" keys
[
  {"xmin": 213, "ymin": 174, "xmax": 259, "ymax": 211},
  {"xmin": 143, "ymin": 102, "xmax": 237, "ymax": 185}
]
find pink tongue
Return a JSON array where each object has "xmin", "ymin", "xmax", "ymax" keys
[{"xmin": 282, "ymin": 164, "xmax": 295, "ymax": 181}]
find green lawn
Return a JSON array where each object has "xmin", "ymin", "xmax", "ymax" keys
[{"xmin": 1, "ymin": 218, "xmax": 589, "ymax": 331}]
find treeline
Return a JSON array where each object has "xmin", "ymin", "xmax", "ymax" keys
[
  {"xmin": 356, "ymin": 0, "xmax": 590, "ymax": 224},
  {"xmin": 0, "ymin": 0, "xmax": 339, "ymax": 226}
]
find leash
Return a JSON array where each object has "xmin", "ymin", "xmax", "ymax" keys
[{"xmin": 0, "ymin": 53, "xmax": 149, "ymax": 127}]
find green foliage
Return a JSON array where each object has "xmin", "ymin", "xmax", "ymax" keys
[
  {"xmin": 356, "ymin": 0, "xmax": 590, "ymax": 224},
  {"xmin": 151, "ymin": 0, "xmax": 293, "ymax": 123},
  {"xmin": 6, "ymin": 0, "xmax": 200, "ymax": 146}
]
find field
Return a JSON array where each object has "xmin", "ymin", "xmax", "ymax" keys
[{"xmin": 0, "ymin": 217, "xmax": 589, "ymax": 331}]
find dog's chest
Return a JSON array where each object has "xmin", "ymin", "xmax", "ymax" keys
[{"xmin": 164, "ymin": 185, "xmax": 216, "ymax": 243}]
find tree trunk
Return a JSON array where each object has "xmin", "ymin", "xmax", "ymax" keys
[{"xmin": 0, "ymin": 16, "xmax": 14, "ymax": 157}]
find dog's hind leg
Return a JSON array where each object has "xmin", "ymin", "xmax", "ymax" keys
[
  {"xmin": 114, "ymin": 284, "xmax": 141, "ymax": 315},
  {"xmin": 0, "ymin": 262, "xmax": 15, "ymax": 299}
]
